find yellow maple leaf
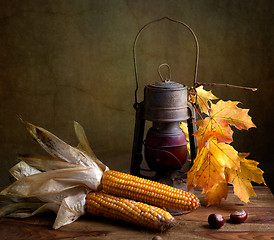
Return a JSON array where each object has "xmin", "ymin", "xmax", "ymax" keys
[
  {"xmin": 179, "ymin": 121, "xmax": 190, "ymax": 154},
  {"xmin": 226, "ymin": 153, "xmax": 265, "ymax": 203},
  {"xmin": 205, "ymin": 182, "xmax": 229, "ymax": 206},
  {"xmin": 194, "ymin": 100, "xmax": 256, "ymax": 149},
  {"xmin": 187, "ymin": 87, "xmax": 261, "ymax": 205},
  {"xmin": 187, "ymin": 138, "xmax": 241, "ymax": 194},
  {"xmin": 195, "ymin": 86, "xmax": 218, "ymax": 114}
]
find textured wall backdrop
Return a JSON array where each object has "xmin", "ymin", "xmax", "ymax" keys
[{"xmin": 0, "ymin": 0, "xmax": 273, "ymax": 191}]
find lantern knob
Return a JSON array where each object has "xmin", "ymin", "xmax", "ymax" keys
[{"xmin": 158, "ymin": 63, "xmax": 171, "ymax": 82}]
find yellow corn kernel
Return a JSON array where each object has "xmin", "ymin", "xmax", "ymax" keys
[
  {"xmin": 85, "ymin": 191, "xmax": 175, "ymax": 231},
  {"xmin": 101, "ymin": 170, "xmax": 200, "ymax": 211}
]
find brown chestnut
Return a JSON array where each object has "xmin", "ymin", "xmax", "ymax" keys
[
  {"xmin": 208, "ymin": 213, "xmax": 225, "ymax": 229},
  {"xmin": 230, "ymin": 209, "xmax": 248, "ymax": 223},
  {"xmin": 152, "ymin": 236, "xmax": 163, "ymax": 240}
]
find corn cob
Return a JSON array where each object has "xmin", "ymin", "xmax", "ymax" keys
[
  {"xmin": 86, "ymin": 191, "xmax": 175, "ymax": 231},
  {"xmin": 101, "ymin": 170, "xmax": 200, "ymax": 211}
]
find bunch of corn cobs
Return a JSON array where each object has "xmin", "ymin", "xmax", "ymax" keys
[
  {"xmin": 87, "ymin": 170, "xmax": 200, "ymax": 231},
  {"xmin": 0, "ymin": 120, "xmax": 200, "ymax": 231}
]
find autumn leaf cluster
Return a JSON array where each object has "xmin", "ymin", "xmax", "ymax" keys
[{"xmin": 185, "ymin": 86, "xmax": 265, "ymax": 205}]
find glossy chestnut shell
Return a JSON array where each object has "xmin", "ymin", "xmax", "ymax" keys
[
  {"xmin": 230, "ymin": 209, "xmax": 248, "ymax": 223},
  {"xmin": 208, "ymin": 213, "xmax": 225, "ymax": 229}
]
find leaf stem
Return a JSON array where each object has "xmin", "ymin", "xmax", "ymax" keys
[
  {"xmin": 196, "ymin": 82, "xmax": 257, "ymax": 92},
  {"xmin": 189, "ymin": 89, "xmax": 211, "ymax": 118},
  {"xmin": 193, "ymin": 103, "xmax": 204, "ymax": 120},
  {"xmin": 195, "ymin": 91, "xmax": 212, "ymax": 117}
]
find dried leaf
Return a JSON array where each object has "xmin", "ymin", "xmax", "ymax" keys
[
  {"xmin": 74, "ymin": 121, "xmax": 96, "ymax": 158},
  {"xmin": 179, "ymin": 121, "xmax": 190, "ymax": 154},
  {"xmin": 31, "ymin": 202, "xmax": 60, "ymax": 216},
  {"xmin": 74, "ymin": 121, "xmax": 108, "ymax": 172},
  {"xmin": 3, "ymin": 202, "xmax": 60, "ymax": 218},
  {"xmin": 9, "ymin": 161, "xmax": 41, "ymax": 180},
  {"xmin": 186, "ymin": 88, "xmax": 262, "ymax": 205},
  {"xmin": 0, "ymin": 202, "xmax": 44, "ymax": 218},
  {"xmin": 0, "ymin": 194, "xmax": 39, "ymax": 206},
  {"xmin": 195, "ymin": 86, "xmax": 218, "ymax": 114},
  {"xmin": 1, "ymin": 167, "xmax": 103, "ymax": 197},
  {"xmin": 187, "ymin": 138, "xmax": 240, "ymax": 194},
  {"xmin": 18, "ymin": 156, "xmax": 79, "ymax": 171},
  {"xmin": 226, "ymin": 153, "xmax": 265, "ymax": 203},
  {"xmin": 53, "ymin": 191, "xmax": 87, "ymax": 229},
  {"xmin": 194, "ymin": 100, "xmax": 256, "ymax": 149},
  {"xmin": 20, "ymin": 119, "xmax": 101, "ymax": 169},
  {"xmin": 205, "ymin": 182, "xmax": 228, "ymax": 206},
  {"xmin": 227, "ymin": 170, "xmax": 256, "ymax": 203},
  {"xmin": 1, "ymin": 120, "xmax": 111, "ymax": 229},
  {"xmin": 237, "ymin": 153, "xmax": 265, "ymax": 185},
  {"xmin": 38, "ymin": 186, "xmax": 88, "ymax": 205}
]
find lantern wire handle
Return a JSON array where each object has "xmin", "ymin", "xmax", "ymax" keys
[
  {"xmin": 158, "ymin": 63, "xmax": 171, "ymax": 81},
  {"xmin": 133, "ymin": 16, "xmax": 200, "ymax": 106}
]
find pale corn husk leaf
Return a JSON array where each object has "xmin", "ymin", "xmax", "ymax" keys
[
  {"xmin": 1, "ymin": 120, "xmax": 109, "ymax": 229},
  {"xmin": 0, "ymin": 194, "xmax": 39, "ymax": 206},
  {"xmin": 74, "ymin": 121, "xmax": 108, "ymax": 172},
  {"xmin": 1, "ymin": 166, "xmax": 103, "ymax": 197},
  {"xmin": 0, "ymin": 202, "xmax": 44, "ymax": 218},
  {"xmin": 20, "ymin": 119, "xmax": 101, "ymax": 169},
  {"xmin": 74, "ymin": 121, "xmax": 96, "ymax": 159},
  {"xmin": 4, "ymin": 202, "xmax": 60, "ymax": 218},
  {"xmin": 0, "ymin": 194, "xmax": 42, "ymax": 217},
  {"xmin": 53, "ymin": 191, "xmax": 87, "ymax": 229},
  {"xmin": 38, "ymin": 186, "xmax": 88, "ymax": 204},
  {"xmin": 32, "ymin": 202, "xmax": 60, "ymax": 215},
  {"xmin": 18, "ymin": 155, "xmax": 79, "ymax": 171},
  {"xmin": 9, "ymin": 161, "xmax": 41, "ymax": 180}
]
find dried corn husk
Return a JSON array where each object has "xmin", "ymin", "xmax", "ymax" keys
[
  {"xmin": 74, "ymin": 121, "xmax": 108, "ymax": 172},
  {"xmin": 53, "ymin": 190, "xmax": 87, "ymax": 229},
  {"xmin": 1, "ymin": 166, "xmax": 103, "ymax": 197},
  {"xmin": 9, "ymin": 161, "xmax": 41, "ymax": 180},
  {"xmin": 0, "ymin": 120, "xmax": 109, "ymax": 229},
  {"xmin": 17, "ymin": 155, "xmax": 80, "ymax": 171},
  {"xmin": 0, "ymin": 202, "xmax": 44, "ymax": 218},
  {"xmin": 20, "ymin": 118, "xmax": 101, "ymax": 169}
]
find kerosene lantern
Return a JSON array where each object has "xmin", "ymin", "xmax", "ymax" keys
[{"xmin": 130, "ymin": 17, "xmax": 199, "ymax": 190}]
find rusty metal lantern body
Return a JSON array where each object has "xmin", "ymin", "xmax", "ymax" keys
[
  {"xmin": 144, "ymin": 73, "xmax": 189, "ymax": 172},
  {"xmin": 130, "ymin": 17, "xmax": 199, "ymax": 187}
]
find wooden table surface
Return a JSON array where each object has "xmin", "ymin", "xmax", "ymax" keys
[{"xmin": 0, "ymin": 186, "xmax": 273, "ymax": 240}]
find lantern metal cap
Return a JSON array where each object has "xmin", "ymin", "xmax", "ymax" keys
[{"xmin": 149, "ymin": 80, "xmax": 187, "ymax": 90}]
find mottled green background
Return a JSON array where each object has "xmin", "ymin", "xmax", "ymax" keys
[{"xmin": 0, "ymin": 0, "xmax": 273, "ymax": 192}]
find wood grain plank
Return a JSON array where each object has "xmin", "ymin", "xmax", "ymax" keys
[
  {"xmin": 0, "ymin": 218, "xmax": 109, "ymax": 240},
  {"xmin": 0, "ymin": 186, "xmax": 273, "ymax": 240},
  {"xmin": 199, "ymin": 231, "xmax": 274, "ymax": 240}
]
